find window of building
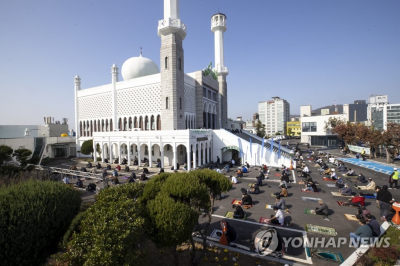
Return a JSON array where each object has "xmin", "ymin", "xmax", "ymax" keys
[
  {"xmin": 302, "ymin": 122, "xmax": 317, "ymax": 132},
  {"xmin": 165, "ymin": 57, "xmax": 168, "ymax": 69},
  {"xmin": 213, "ymin": 92, "xmax": 216, "ymax": 101},
  {"xmin": 179, "ymin": 97, "xmax": 182, "ymax": 109},
  {"xmin": 166, "ymin": 97, "xmax": 169, "ymax": 109},
  {"xmin": 179, "ymin": 58, "xmax": 182, "ymax": 71},
  {"xmin": 203, "ymin": 88, "xmax": 206, "ymax": 97},
  {"xmin": 208, "ymin": 91, "xmax": 211, "ymax": 99}
]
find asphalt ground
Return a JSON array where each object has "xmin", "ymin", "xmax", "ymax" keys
[{"xmin": 43, "ymin": 143, "xmax": 400, "ymax": 265}]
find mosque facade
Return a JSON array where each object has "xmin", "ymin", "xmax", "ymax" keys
[{"xmin": 74, "ymin": 0, "xmax": 291, "ymax": 169}]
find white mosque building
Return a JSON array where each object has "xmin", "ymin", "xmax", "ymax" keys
[{"xmin": 74, "ymin": 0, "xmax": 291, "ymax": 169}]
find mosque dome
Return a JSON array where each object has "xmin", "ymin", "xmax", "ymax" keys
[{"xmin": 121, "ymin": 54, "xmax": 160, "ymax": 81}]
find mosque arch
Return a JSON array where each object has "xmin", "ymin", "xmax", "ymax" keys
[
  {"xmin": 90, "ymin": 121, "xmax": 93, "ymax": 136},
  {"xmin": 118, "ymin": 118, "xmax": 122, "ymax": 131},
  {"xmin": 145, "ymin": 116, "xmax": 149, "ymax": 130},
  {"xmin": 150, "ymin": 115, "xmax": 155, "ymax": 130},
  {"xmin": 139, "ymin": 116, "xmax": 143, "ymax": 130},
  {"xmin": 97, "ymin": 120, "xmax": 100, "ymax": 132},
  {"xmin": 94, "ymin": 120, "xmax": 97, "ymax": 132},
  {"xmin": 123, "ymin": 117, "xmax": 127, "ymax": 131},
  {"xmin": 79, "ymin": 121, "xmax": 82, "ymax": 137},
  {"xmin": 101, "ymin": 119, "xmax": 104, "ymax": 131},
  {"xmin": 83, "ymin": 121, "xmax": 87, "ymax": 137},
  {"xmin": 157, "ymin": 115, "xmax": 161, "ymax": 130},
  {"xmin": 106, "ymin": 119, "xmax": 109, "ymax": 132},
  {"xmin": 134, "ymin": 117, "xmax": 137, "ymax": 128},
  {"xmin": 128, "ymin": 117, "xmax": 132, "ymax": 129},
  {"xmin": 110, "ymin": 119, "xmax": 113, "ymax": 131}
]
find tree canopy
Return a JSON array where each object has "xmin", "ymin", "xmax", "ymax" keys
[
  {"xmin": 0, "ymin": 145, "xmax": 13, "ymax": 166},
  {"xmin": 255, "ymin": 120, "xmax": 266, "ymax": 138},
  {"xmin": 80, "ymin": 139, "xmax": 93, "ymax": 156},
  {"xmin": 12, "ymin": 148, "xmax": 32, "ymax": 167}
]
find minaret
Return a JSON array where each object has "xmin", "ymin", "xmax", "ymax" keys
[
  {"xmin": 158, "ymin": 0, "xmax": 186, "ymax": 130},
  {"xmin": 211, "ymin": 13, "xmax": 229, "ymax": 129},
  {"xmin": 111, "ymin": 64, "xmax": 119, "ymax": 131},
  {"xmin": 74, "ymin": 75, "xmax": 81, "ymax": 146}
]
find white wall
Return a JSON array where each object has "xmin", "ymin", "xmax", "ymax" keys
[{"xmin": 301, "ymin": 114, "xmax": 347, "ymax": 143}]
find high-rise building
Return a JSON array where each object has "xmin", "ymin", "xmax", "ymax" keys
[{"xmin": 258, "ymin": 97, "xmax": 290, "ymax": 135}]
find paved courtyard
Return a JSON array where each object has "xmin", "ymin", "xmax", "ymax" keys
[{"xmin": 45, "ymin": 144, "xmax": 400, "ymax": 265}]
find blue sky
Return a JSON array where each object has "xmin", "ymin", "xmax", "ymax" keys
[{"xmin": 0, "ymin": 0, "xmax": 399, "ymax": 129}]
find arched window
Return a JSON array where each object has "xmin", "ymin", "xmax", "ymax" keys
[
  {"xmin": 165, "ymin": 57, "xmax": 168, "ymax": 69},
  {"xmin": 145, "ymin": 116, "xmax": 149, "ymax": 130},
  {"xmin": 129, "ymin": 117, "xmax": 132, "ymax": 129},
  {"xmin": 118, "ymin": 118, "xmax": 122, "ymax": 131},
  {"xmin": 151, "ymin": 115, "xmax": 155, "ymax": 130},
  {"xmin": 157, "ymin": 115, "xmax": 161, "ymax": 130},
  {"xmin": 134, "ymin": 117, "xmax": 137, "ymax": 128},
  {"xmin": 179, "ymin": 58, "xmax": 182, "ymax": 71},
  {"xmin": 80, "ymin": 121, "xmax": 82, "ymax": 136},
  {"xmin": 110, "ymin": 119, "xmax": 113, "ymax": 131},
  {"xmin": 180, "ymin": 97, "xmax": 182, "ymax": 109},
  {"xmin": 139, "ymin": 116, "xmax": 143, "ymax": 130},
  {"xmin": 90, "ymin": 121, "xmax": 93, "ymax": 136},
  {"xmin": 94, "ymin": 120, "xmax": 97, "ymax": 132},
  {"xmin": 123, "ymin": 117, "xmax": 127, "ymax": 131},
  {"xmin": 101, "ymin": 120, "xmax": 104, "ymax": 131},
  {"xmin": 106, "ymin": 120, "xmax": 109, "ymax": 132},
  {"xmin": 166, "ymin": 97, "xmax": 169, "ymax": 109}
]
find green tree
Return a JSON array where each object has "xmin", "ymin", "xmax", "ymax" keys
[
  {"xmin": 80, "ymin": 139, "xmax": 94, "ymax": 157},
  {"xmin": 12, "ymin": 148, "xmax": 32, "ymax": 167},
  {"xmin": 288, "ymin": 128, "xmax": 293, "ymax": 136},
  {"xmin": 57, "ymin": 183, "xmax": 146, "ymax": 266},
  {"xmin": 0, "ymin": 145, "xmax": 13, "ymax": 166},
  {"xmin": 187, "ymin": 169, "xmax": 232, "ymax": 265},
  {"xmin": 0, "ymin": 180, "xmax": 81, "ymax": 266},
  {"xmin": 255, "ymin": 120, "xmax": 266, "ymax": 138},
  {"xmin": 382, "ymin": 123, "xmax": 400, "ymax": 163}
]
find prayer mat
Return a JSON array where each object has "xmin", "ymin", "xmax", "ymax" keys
[
  {"xmin": 331, "ymin": 192, "xmax": 353, "ymax": 198},
  {"xmin": 326, "ymin": 184, "xmax": 336, "ymax": 187},
  {"xmin": 231, "ymin": 199, "xmax": 242, "ymax": 205},
  {"xmin": 304, "ymin": 209, "xmax": 316, "ymax": 215},
  {"xmin": 266, "ymin": 204, "xmax": 273, "ymax": 209},
  {"xmin": 243, "ymin": 205, "xmax": 252, "ymax": 209},
  {"xmin": 271, "ymin": 193, "xmax": 280, "ymax": 197},
  {"xmin": 344, "ymin": 214, "xmax": 359, "ymax": 221},
  {"xmin": 364, "ymin": 195, "xmax": 377, "ymax": 199},
  {"xmin": 302, "ymin": 190, "xmax": 318, "ymax": 193},
  {"xmin": 342, "ymin": 174, "xmax": 358, "ymax": 178},
  {"xmin": 225, "ymin": 211, "xmax": 247, "ymax": 220},
  {"xmin": 275, "ymin": 173, "xmax": 281, "ymax": 177},
  {"xmin": 322, "ymin": 178, "xmax": 336, "ymax": 181},
  {"xmin": 302, "ymin": 197, "xmax": 322, "ymax": 202},
  {"xmin": 210, "ymin": 229, "xmax": 223, "ymax": 239},
  {"xmin": 337, "ymin": 201, "xmax": 350, "ymax": 206},
  {"xmin": 259, "ymin": 217, "xmax": 270, "ymax": 224},
  {"xmin": 305, "ymin": 224, "xmax": 337, "ymax": 236},
  {"xmin": 305, "ymin": 247, "xmax": 344, "ymax": 263},
  {"xmin": 123, "ymin": 176, "xmax": 129, "ymax": 179}
]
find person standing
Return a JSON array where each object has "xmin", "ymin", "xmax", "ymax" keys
[
  {"xmin": 360, "ymin": 149, "xmax": 366, "ymax": 161},
  {"xmin": 389, "ymin": 168, "xmax": 399, "ymax": 190},
  {"xmin": 216, "ymin": 156, "xmax": 220, "ymax": 165},
  {"xmin": 370, "ymin": 146, "xmax": 376, "ymax": 159},
  {"xmin": 376, "ymin": 185, "xmax": 393, "ymax": 221}
]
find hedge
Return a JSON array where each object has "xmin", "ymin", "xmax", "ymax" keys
[{"xmin": 0, "ymin": 180, "xmax": 82, "ymax": 266}]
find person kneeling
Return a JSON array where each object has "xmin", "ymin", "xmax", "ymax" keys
[
  {"xmin": 249, "ymin": 184, "xmax": 260, "ymax": 195},
  {"xmin": 315, "ymin": 200, "xmax": 330, "ymax": 220},
  {"xmin": 242, "ymin": 193, "xmax": 252, "ymax": 206},
  {"xmin": 270, "ymin": 206, "xmax": 285, "ymax": 226},
  {"xmin": 232, "ymin": 204, "xmax": 245, "ymax": 219}
]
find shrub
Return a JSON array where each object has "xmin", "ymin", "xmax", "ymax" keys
[
  {"xmin": 0, "ymin": 180, "xmax": 81, "ymax": 265},
  {"xmin": 57, "ymin": 183, "xmax": 146, "ymax": 266}
]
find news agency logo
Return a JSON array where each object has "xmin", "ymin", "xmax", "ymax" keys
[{"xmin": 254, "ymin": 230, "xmax": 390, "ymax": 256}]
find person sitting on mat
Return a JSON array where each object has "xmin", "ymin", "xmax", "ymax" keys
[
  {"xmin": 231, "ymin": 175, "xmax": 238, "ymax": 184},
  {"xmin": 242, "ymin": 193, "xmax": 253, "ymax": 206},
  {"xmin": 338, "ymin": 162, "xmax": 347, "ymax": 172},
  {"xmin": 281, "ymin": 171, "xmax": 290, "ymax": 183},
  {"xmin": 74, "ymin": 179, "xmax": 83, "ymax": 188},
  {"xmin": 232, "ymin": 204, "xmax": 245, "ymax": 219},
  {"xmin": 249, "ymin": 184, "xmax": 260, "ymax": 195},
  {"xmin": 96, "ymin": 162, "xmax": 102, "ymax": 169},
  {"xmin": 356, "ymin": 173, "xmax": 367, "ymax": 184},
  {"xmin": 349, "ymin": 219, "xmax": 373, "ymax": 247},
  {"xmin": 270, "ymin": 206, "xmax": 285, "ymax": 225},
  {"xmin": 315, "ymin": 200, "xmax": 330, "ymax": 220},
  {"xmin": 329, "ymin": 169, "xmax": 338, "ymax": 180},
  {"xmin": 340, "ymin": 183, "xmax": 352, "ymax": 196},
  {"xmin": 236, "ymin": 169, "xmax": 243, "ymax": 178},
  {"xmin": 274, "ymin": 184, "xmax": 288, "ymax": 197},
  {"xmin": 335, "ymin": 176, "xmax": 344, "ymax": 188},
  {"xmin": 355, "ymin": 178, "xmax": 376, "ymax": 190},
  {"xmin": 302, "ymin": 182, "xmax": 315, "ymax": 192},
  {"xmin": 346, "ymin": 192, "xmax": 365, "ymax": 206},
  {"xmin": 321, "ymin": 168, "xmax": 332, "ymax": 175},
  {"xmin": 242, "ymin": 165, "xmax": 248, "ymax": 173},
  {"xmin": 365, "ymin": 214, "xmax": 380, "ymax": 237},
  {"xmin": 317, "ymin": 163, "xmax": 329, "ymax": 172},
  {"xmin": 274, "ymin": 195, "xmax": 286, "ymax": 210},
  {"xmin": 356, "ymin": 206, "xmax": 371, "ymax": 220},
  {"xmin": 300, "ymin": 165, "xmax": 310, "ymax": 177},
  {"xmin": 346, "ymin": 168, "xmax": 356, "ymax": 176}
]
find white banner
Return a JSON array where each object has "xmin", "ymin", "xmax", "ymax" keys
[{"xmin": 348, "ymin": 145, "xmax": 370, "ymax": 155}]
